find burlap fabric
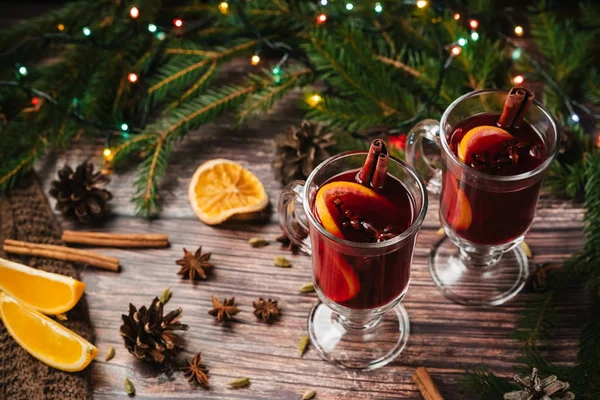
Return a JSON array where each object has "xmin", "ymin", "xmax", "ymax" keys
[{"xmin": 0, "ymin": 174, "xmax": 93, "ymax": 400}]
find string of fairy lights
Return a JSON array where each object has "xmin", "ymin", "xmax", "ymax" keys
[{"xmin": 0, "ymin": 1, "xmax": 597, "ymax": 162}]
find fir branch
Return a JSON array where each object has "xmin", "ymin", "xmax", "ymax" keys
[
  {"xmin": 511, "ymin": 292, "xmax": 555, "ymax": 347},
  {"xmin": 460, "ymin": 366, "xmax": 517, "ymax": 399},
  {"xmin": 166, "ymin": 59, "xmax": 218, "ymax": 110},
  {"xmin": 375, "ymin": 55, "xmax": 421, "ymax": 78}
]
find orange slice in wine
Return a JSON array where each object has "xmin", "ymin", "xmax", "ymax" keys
[
  {"xmin": 444, "ymin": 173, "xmax": 472, "ymax": 231},
  {"xmin": 314, "ymin": 181, "xmax": 392, "ymax": 239},
  {"xmin": 316, "ymin": 246, "xmax": 360, "ymax": 303},
  {"xmin": 458, "ymin": 125, "xmax": 513, "ymax": 164}
]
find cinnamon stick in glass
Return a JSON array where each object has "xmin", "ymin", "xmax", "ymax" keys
[
  {"xmin": 356, "ymin": 139, "xmax": 389, "ymax": 190},
  {"xmin": 497, "ymin": 87, "xmax": 534, "ymax": 129},
  {"xmin": 62, "ymin": 231, "xmax": 169, "ymax": 248}
]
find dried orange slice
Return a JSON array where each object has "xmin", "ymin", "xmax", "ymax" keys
[
  {"xmin": 0, "ymin": 257, "xmax": 85, "ymax": 315},
  {"xmin": 0, "ymin": 292, "xmax": 97, "ymax": 372},
  {"xmin": 188, "ymin": 159, "xmax": 268, "ymax": 225},
  {"xmin": 458, "ymin": 125, "xmax": 513, "ymax": 164}
]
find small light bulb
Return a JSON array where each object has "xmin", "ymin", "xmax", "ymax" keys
[
  {"xmin": 514, "ymin": 26, "xmax": 524, "ymax": 37},
  {"xmin": 31, "ymin": 97, "xmax": 39, "ymax": 105},
  {"xmin": 511, "ymin": 48, "xmax": 522, "ymax": 60},
  {"xmin": 272, "ymin": 67, "xmax": 281, "ymax": 75},
  {"xmin": 129, "ymin": 6, "xmax": 139, "ymax": 18},
  {"xmin": 121, "ymin": 123, "xmax": 129, "ymax": 131},
  {"xmin": 416, "ymin": 0, "xmax": 427, "ymax": 8},
  {"xmin": 471, "ymin": 31, "xmax": 479, "ymax": 41},
  {"xmin": 571, "ymin": 114, "xmax": 580, "ymax": 123},
  {"xmin": 18, "ymin": 66, "xmax": 28, "ymax": 76},
  {"xmin": 82, "ymin": 27, "xmax": 91, "ymax": 36},
  {"xmin": 128, "ymin": 73, "xmax": 138, "ymax": 83},
  {"xmin": 312, "ymin": 94, "xmax": 321, "ymax": 103},
  {"xmin": 218, "ymin": 2, "xmax": 229, "ymax": 14},
  {"xmin": 103, "ymin": 148, "xmax": 112, "ymax": 158},
  {"xmin": 458, "ymin": 38, "xmax": 468, "ymax": 47},
  {"xmin": 320, "ymin": 0, "xmax": 328, "ymax": 5},
  {"xmin": 453, "ymin": 13, "xmax": 460, "ymax": 20},
  {"xmin": 148, "ymin": 24, "xmax": 157, "ymax": 32},
  {"xmin": 251, "ymin": 55, "xmax": 260, "ymax": 65},
  {"xmin": 451, "ymin": 46, "xmax": 462, "ymax": 56},
  {"xmin": 173, "ymin": 18, "xmax": 183, "ymax": 28},
  {"xmin": 317, "ymin": 13, "xmax": 327, "ymax": 24},
  {"xmin": 469, "ymin": 19, "xmax": 479, "ymax": 29},
  {"xmin": 345, "ymin": 2, "xmax": 354, "ymax": 10},
  {"xmin": 57, "ymin": 23, "xmax": 65, "ymax": 31},
  {"xmin": 156, "ymin": 32, "xmax": 166, "ymax": 40},
  {"xmin": 374, "ymin": 2, "xmax": 383, "ymax": 13},
  {"xmin": 513, "ymin": 75, "xmax": 524, "ymax": 84}
]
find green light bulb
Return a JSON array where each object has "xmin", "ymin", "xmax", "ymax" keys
[
  {"xmin": 148, "ymin": 24, "xmax": 157, "ymax": 33},
  {"xmin": 345, "ymin": 3, "xmax": 354, "ymax": 10},
  {"xmin": 121, "ymin": 123, "xmax": 129, "ymax": 131},
  {"xmin": 470, "ymin": 32, "xmax": 479, "ymax": 41},
  {"xmin": 82, "ymin": 27, "xmax": 91, "ymax": 36},
  {"xmin": 18, "ymin": 66, "xmax": 28, "ymax": 76},
  {"xmin": 374, "ymin": 2, "xmax": 383, "ymax": 12},
  {"xmin": 458, "ymin": 38, "xmax": 467, "ymax": 46}
]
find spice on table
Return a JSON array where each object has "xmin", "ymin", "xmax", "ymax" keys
[
  {"xmin": 3, "ymin": 239, "xmax": 120, "ymax": 271},
  {"xmin": 297, "ymin": 334, "xmax": 310, "ymax": 357},
  {"xmin": 124, "ymin": 377, "xmax": 135, "ymax": 396},
  {"xmin": 253, "ymin": 298, "xmax": 281, "ymax": 322},
  {"xmin": 105, "ymin": 346, "xmax": 115, "ymax": 361},
  {"xmin": 62, "ymin": 230, "xmax": 169, "ymax": 248},
  {"xmin": 176, "ymin": 246, "xmax": 213, "ymax": 280},
  {"xmin": 159, "ymin": 287, "xmax": 172, "ymax": 304},
  {"xmin": 302, "ymin": 390, "xmax": 316, "ymax": 400},
  {"xmin": 520, "ymin": 241, "xmax": 532, "ymax": 258},
  {"xmin": 249, "ymin": 237, "xmax": 270, "ymax": 248},
  {"xmin": 55, "ymin": 313, "xmax": 68, "ymax": 321},
  {"xmin": 228, "ymin": 377, "xmax": 250, "ymax": 388},
  {"xmin": 413, "ymin": 367, "xmax": 444, "ymax": 400},
  {"xmin": 182, "ymin": 352, "xmax": 209, "ymax": 387},
  {"xmin": 208, "ymin": 296, "xmax": 241, "ymax": 322},
  {"xmin": 436, "ymin": 227, "xmax": 446, "ymax": 237},
  {"xmin": 120, "ymin": 297, "xmax": 189, "ymax": 364},
  {"xmin": 276, "ymin": 233, "xmax": 300, "ymax": 254},
  {"xmin": 274, "ymin": 256, "xmax": 292, "ymax": 268},
  {"xmin": 299, "ymin": 282, "xmax": 315, "ymax": 293}
]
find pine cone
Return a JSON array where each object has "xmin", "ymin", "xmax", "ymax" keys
[
  {"xmin": 120, "ymin": 297, "xmax": 189, "ymax": 364},
  {"xmin": 504, "ymin": 368, "xmax": 574, "ymax": 400},
  {"xmin": 49, "ymin": 162, "xmax": 112, "ymax": 224},
  {"xmin": 273, "ymin": 121, "xmax": 336, "ymax": 184}
]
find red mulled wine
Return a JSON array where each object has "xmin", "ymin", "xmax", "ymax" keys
[
  {"xmin": 311, "ymin": 170, "xmax": 416, "ymax": 309},
  {"xmin": 441, "ymin": 112, "xmax": 547, "ymax": 245}
]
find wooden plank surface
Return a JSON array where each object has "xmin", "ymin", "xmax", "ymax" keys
[{"xmin": 34, "ymin": 91, "xmax": 586, "ymax": 399}]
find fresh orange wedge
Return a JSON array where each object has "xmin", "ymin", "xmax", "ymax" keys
[
  {"xmin": 0, "ymin": 292, "xmax": 97, "ymax": 372},
  {"xmin": 188, "ymin": 159, "xmax": 268, "ymax": 225},
  {"xmin": 443, "ymin": 173, "xmax": 472, "ymax": 231},
  {"xmin": 315, "ymin": 181, "xmax": 393, "ymax": 239},
  {"xmin": 0, "ymin": 257, "xmax": 85, "ymax": 315},
  {"xmin": 458, "ymin": 125, "xmax": 513, "ymax": 164}
]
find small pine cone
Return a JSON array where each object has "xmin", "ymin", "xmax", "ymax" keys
[
  {"xmin": 49, "ymin": 162, "xmax": 112, "ymax": 224},
  {"xmin": 273, "ymin": 121, "xmax": 336, "ymax": 184}
]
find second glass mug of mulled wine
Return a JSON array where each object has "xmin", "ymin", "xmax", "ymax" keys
[
  {"xmin": 278, "ymin": 143, "xmax": 428, "ymax": 370},
  {"xmin": 406, "ymin": 88, "xmax": 559, "ymax": 307}
]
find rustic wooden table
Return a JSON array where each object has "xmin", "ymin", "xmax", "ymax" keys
[{"xmin": 35, "ymin": 93, "xmax": 586, "ymax": 399}]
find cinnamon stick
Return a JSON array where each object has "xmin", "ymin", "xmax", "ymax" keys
[
  {"xmin": 413, "ymin": 367, "xmax": 444, "ymax": 400},
  {"xmin": 62, "ymin": 231, "xmax": 169, "ymax": 248},
  {"xmin": 497, "ymin": 87, "xmax": 534, "ymax": 129},
  {"xmin": 3, "ymin": 239, "xmax": 120, "ymax": 271},
  {"xmin": 356, "ymin": 139, "xmax": 389, "ymax": 190}
]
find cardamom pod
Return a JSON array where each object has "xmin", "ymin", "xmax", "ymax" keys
[
  {"xmin": 105, "ymin": 346, "xmax": 115, "ymax": 361},
  {"xmin": 159, "ymin": 287, "xmax": 172, "ymax": 304},
  {"xmin": 302, "ymin": 390, "xmax": 316, "ymax": 400},
  {"xmin": 436, "ymin": 227, "xmax": 445, "ymax": 237},
  {"xmin": 228, "ymin": 377, "xmax": 250, "ymax": 388},
  {"xmin": 124, "ymin": 377, "xmax": 135, "ymax": 396},
  {"xmin": 298, "ymin": 334, "xmax": 309, "ymax": 357},
  {"xmin": 55, "ymin": 313, "xmax": 68, "ymax": 321},
  {"xmin": 520, "ymin": 241, "xmax": 532, "ymax": 258},
  {"xmin": 274, "ymin": 256, "xmax": 292, "ymax": 268},
  {"xmin": 249, "ymin": 237, "xmax": 270, "ymax": 248},
  {"xmin": 299, "ymin": 282, "xmax": 315, "ymax": 293}
]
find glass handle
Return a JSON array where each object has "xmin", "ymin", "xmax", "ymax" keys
[
  {"xmin": 405, "ymin": 119, "xmax": 443, "ymax": 195},
  {"xmin": 278, "ymin": 181, "xmax": 312, "ymax": 255}
]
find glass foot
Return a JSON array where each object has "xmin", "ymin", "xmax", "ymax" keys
[
  {"xmin": 307, "ymin": 301, "xmax": 409, "ymax": 371},
  {"xmin": 429, "ymin": 236, "xmax": 528, "ymax": 306}
]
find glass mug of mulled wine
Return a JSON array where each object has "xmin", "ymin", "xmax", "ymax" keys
[
  {"xmin": 278, "ymin": 142, "xmax": 428, "ymax": 370},
  {"xmin": 406, "ymin": 88, "xmax": 559, "ymax": 307}
]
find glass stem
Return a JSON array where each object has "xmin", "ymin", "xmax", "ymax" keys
[
  {"xmin": 336, "ymin": 313, "xmax": 383, "ymax": 331},
  {"xmin": 459, "ymin": 246, "xmax": 503, "ymax": 268}
]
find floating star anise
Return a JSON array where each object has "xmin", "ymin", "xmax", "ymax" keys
[
  {"xmin": 505, "ymin": 140, "xmax": 530, "ymax": 167},
  {"xmin": 182, "ymin": 352, "xmax": 209, "ymax": 387},
  {"xmin": 332, "ymin": 197, "xmax": 396, "ymax": 242},
  {"xmin": 208, "ymin": 296, "xmax": 241, "ymax": 322},
  {"xmin": 253, "ymin": 298, "xmax": 280, "ymax": 322},
  {"xmin": 176, "ymin": 246, "xmax": 213, "ymax": 280}
]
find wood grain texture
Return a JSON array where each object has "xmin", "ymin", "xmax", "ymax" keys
[{"xmin": 35, "ymin": 89, "xmax": 586, "ymax": 399}]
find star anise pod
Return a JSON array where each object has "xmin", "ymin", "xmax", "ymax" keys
[
  {"xmin": 505, "ymin": 140, "xmax": 530, "ymax": 166},
  {"xmin": 253, "ymin": 298, "xmax": 281, "ymax": 322},
  {"xmin": 182, "ymin": 352, "xmax": 209, "ymax": 387},
  {"xmin": 333, "ymin": 197, "xmax": 397, "ymax": 242},
  {"xmin": 276, "ymin": 233, "xmax": 300, "ymax": 254},
  {"xmin": 176, "ymin": 246, "xmax": 213, "ymax": 280},
  {"xmin": 208, "ymin": 296, "xmax": 241, "ymax": 322}
]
